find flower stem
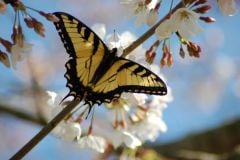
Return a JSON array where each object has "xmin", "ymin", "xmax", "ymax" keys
[
  {"xmin": 121, "ymin": 1, "xmax": 184, "ymax": 58},
  {"xmin": 9, "ymin": 99, "xmax": 81, "ymax": 160}
]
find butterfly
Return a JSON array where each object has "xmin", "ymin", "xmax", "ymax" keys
[{"xmin": 53, "ymin": 12, "xmax": 167, "ymax": 109}]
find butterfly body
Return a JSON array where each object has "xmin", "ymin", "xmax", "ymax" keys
[
  {"xmin": 89, "ymin": 48, "xmax": 118, "ymax": 85},
  {"xmin": 53, "ymin": 12, "xmax": 167, "ymax": 107}
]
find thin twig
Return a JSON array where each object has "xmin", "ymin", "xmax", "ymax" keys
[
  {"xmin": 9, "ymin": 99, "xmax": 80, "ymax": 160},
  {"xmin": 121, "ymin": 1, "xmax": 184, "ymax": 57}
]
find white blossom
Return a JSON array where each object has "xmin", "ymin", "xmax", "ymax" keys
[
  {"xmin": 46, "ymin": 91, "xmax": 64, "ymax": 120},
  {"xmin": 120, "ymin": 0, "xmax": 160, "ymax": 26},
  {"xmin": 46, "ymin": 91, "xmax": 82, "ymax": 141},
  {"xmin": 156, "ymin": 8, "xmax": 203, "ymax": 40},
  {"xmin": 170, "ymin": 8, "xmax": 203, "ymax": 39},
  {"xmin": 147, "ymin": 8, "xmax": 158, "ymax": 26},
  {"xmin": 155, "ymin": 19, "xmax": 174, "ymax": 40},
  {"xmin": 218, "ymin": 0, "xmax": 237, "ymax": 16},
  {"xmin": 130, "ymin": 113, "xmax": 167, "ymax": 142},
  {"xmin": 78, "ymin": 135, "xmax": 107, "ymax": 153},
  {"xmin": 11, "ymin": 42, "xmax": 33, "ymax": 69},
  {"xmin": 106, "ymin": 31, "xmax": 147, "ymax": 66},
  {"xmin": 110, "ymin": 130, "xmax": 141, "ymax": 149},
  {"xmin": 121, "ymin": 93, "xmax": 148, "ymax": 106},
  {"xmin": 120, "ymin": 0, "xmax": 148, "ymax": 26},
  {"xmin": 52, "ymin": 121, "xmax": 81, "ymax": 141}
]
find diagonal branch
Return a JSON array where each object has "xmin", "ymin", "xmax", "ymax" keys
[{"xmin": 9, "ymin": 99, "xmax": 81, "ymax": 160}]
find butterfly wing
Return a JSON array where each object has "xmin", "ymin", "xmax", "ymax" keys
[
  {"xmin": 89, "ymin": 57, "xmax": 167, "ymax": 104},
  {"xmin": 53, "ymin": 12, "xmax": 110, "ymax": 99}
]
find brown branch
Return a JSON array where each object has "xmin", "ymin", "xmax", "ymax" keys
[
  {"xmin": 121, "ymin": 1, "xmax": 184, "ymax": 57},
  {"xmin": 9, "ymin": 99, "xmax": 80, "ymax": 160},
  {"xmin": 0, "ymin": 104, "xmax": 46, "ymax": 125}
]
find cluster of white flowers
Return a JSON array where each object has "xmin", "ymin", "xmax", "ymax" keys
[
  {"xmin": 46, "ymin": 88, "xmax": 172, "ymax": 153},
  {"xmin": 46, "ymin": 91, "xmax": 108, "ymax": 153},
  {"xmin": 121, "ymin": 0, "xmax": 238, "ymax": 41}
]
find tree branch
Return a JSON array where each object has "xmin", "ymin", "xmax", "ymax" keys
[
  {"xmin": 9, "ymin": 99, "xmax": 81, "ymax": 160},
  {"xmin": 0, "ymin": 104, "xmax": 46, "ymax": 125}
]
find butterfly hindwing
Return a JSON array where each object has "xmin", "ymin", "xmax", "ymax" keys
[{"xmin": 91, "ymin": 57, "xmax": 167, "ymax": 103}]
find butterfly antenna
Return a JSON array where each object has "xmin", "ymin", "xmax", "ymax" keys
[
  {"xmin": 113, "ymin": 29, "xmax": 123, "ymax": 50},
  {"xmin": 113, "ymin": 29, "xmax": 117, "ymax": 48}
]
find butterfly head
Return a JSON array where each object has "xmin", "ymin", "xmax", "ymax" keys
[{"xmin": 110, "ymin": 48, "xmax": 118, "ymax": 56}]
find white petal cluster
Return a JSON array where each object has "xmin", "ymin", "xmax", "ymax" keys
[
  {"xmin": 155, "ymin": 8, "xmax": 203, "ymax": 40},
  {"xmin": 78, "ymin": 135, "xmax": 107, "ymax": 153},
  {"xmin": 46, "ymin": 91, "xmax": 82, "ymax": 140},
  {"xmin": 11, "ymin": 42, "xmax": 33, "ymax": 69},
  {"xmin": 110, "ymin": 130, "xmax": 142, "ymax": 149},
  {"xmin": 103, "ymin": 87, "xmax": 172, "ymax": 147},
  {"xmin": 171, "ymin": 8, "xmax": 203, "ymax": 39},
  {"xmin": 147, "ymin": 8, "xmax": 158, "ymax": 26},
  {"xmin": 106, "ymin": 31, "xmax": 149, "ymax": 69},
  {"xmin": 120, "ymin": 0, "xmax": 160, "ymax": 26},
  {"xmin": 46, "ymin": 91, "xmax": 107, "ymax": 153},
  {"xmin": 129, "ymin": 113, "xmax": 167, "ymax": 142},
  {"xmin": 155, "ymin": 19, "xmax": 174, "ymax": 40},
  {"xmin": 52, "ymin": 121, "xmax": 81, "ymax": 141},
  {"xmin": 218, "ymin": 0, "xmax": 237, "ymax": 16}
]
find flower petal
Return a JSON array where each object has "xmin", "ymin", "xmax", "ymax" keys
[{"xmin": 78, "ymin": 135, "xmax": 107, "ymax": 153}]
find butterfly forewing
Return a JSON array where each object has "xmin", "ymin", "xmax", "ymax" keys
[{"xmin": 53, "ymin": 12, "xmax": 108, "ymax": 87}]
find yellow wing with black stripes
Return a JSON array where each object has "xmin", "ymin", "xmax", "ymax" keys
[
  {"xmin": 53, "ymin": 12, "xmax": 110, "ymax": 101},
  {"xmin": 53, "ymin": 12, "xmax": 167, "ymax": 106},
  {"xmin": 91, "ymin": 57, "xmax": 167, "ymax": 104},
  {"xmin": 54, "ymin": 12, "xmax": 107, "ymax": 87}
]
